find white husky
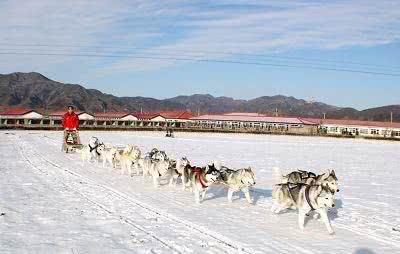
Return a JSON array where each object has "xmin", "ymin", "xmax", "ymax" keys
[
  {"xmin": 119, "ymin": 145, "xmax": 142, "ymax": 176},
  {"xmin": 77, "ymin": 137, "xmax": 101, "ymax": 164},
  {"xmin": 97, "ymin": 144, "xmax": 119, "ymax": 169}
]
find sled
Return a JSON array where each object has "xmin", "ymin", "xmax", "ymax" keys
[
  {"xmin": 62, "ymin": 130, "xmax": 83, "ymax": 153},
  {"xmin": 165, "ymin": 129, "xmax": 174, "ymax": 138}
]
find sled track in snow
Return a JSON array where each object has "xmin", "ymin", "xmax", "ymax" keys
[
  {"xmin": 39, "ymin": 132, "xmax": 400, "ymax": 251},
  {"xmin": 16, "ymin": 134, "xmax": 256, "ymax": 254}
]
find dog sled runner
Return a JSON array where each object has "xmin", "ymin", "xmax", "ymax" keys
[{"xmin": 62, "ymin": 130, "xmax": 83, "ymax": 153}]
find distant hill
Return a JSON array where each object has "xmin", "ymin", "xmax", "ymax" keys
[{"xmin": 0, "ymin": 72, "xmax": 399, "ymax": 121}]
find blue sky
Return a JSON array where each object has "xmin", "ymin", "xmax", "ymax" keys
[{"xmin": 0, "ymin": 0, "xmax": 399, "ymax": 109}]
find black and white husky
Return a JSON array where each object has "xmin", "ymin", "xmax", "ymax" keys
[
  {"xmin": 271, "ymin": 183, "xmax": 336, "ymax": 234},
  {"xmin": 219, "ymin": 166, "xmax": 256, "ymax": 204},
  {"xmin": 274, "ymin": 168, "xmax": 339, "ymax": 194},
  {"xmin": 185, "ymin": 164, "xmax": 221, "ymax": 204},
  {"xmin": 170, "ymin": 156, "xmax": 191, "ymax": 190},
  {"xmin": 77, "ymin": 137, "xmax": 101, "ymax": 164}
]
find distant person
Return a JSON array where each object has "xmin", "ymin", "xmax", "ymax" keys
[{"xmin": 62, "ymin": 105, "xmax": 80, "ymax": 151}]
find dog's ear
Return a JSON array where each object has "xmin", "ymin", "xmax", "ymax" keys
[
  {"xmin": 322, "ymin": 171, "xmax": 330, "ymax": 180},
  {"xmin": 331, "ymin": 170, "xmax": 336, "ymax": 177}
]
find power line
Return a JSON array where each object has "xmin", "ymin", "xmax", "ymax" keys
[
  {"xmin": 1, "ymin": 42, "xmax": 399, "ymax": 71},
  {"xmin": 1, "ymin": 46, "xmax": 397, "ymax": 73},
  {"xmin": 1, "ymin": 51, "xmax": 399, "ymax": 76}
]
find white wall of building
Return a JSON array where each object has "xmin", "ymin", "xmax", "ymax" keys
[
  {"xmin": 120, "ymin": 115, "xmax": 138, "ymax": 121},
  {"xmin": 78, "ymin": 113, "xmax": 95, "ymax": 120}
]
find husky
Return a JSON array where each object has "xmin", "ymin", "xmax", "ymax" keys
[
  {"xmin": 274, "ymin": 168, "xmax": 339, "ymax": 194},
  {"xmin": 77, "ymin": 137, "xmax": 101, "ymax": 164},
  {"xmin": 271, "ymin": 183, "xmax": 336, "ymax": 234},
  {"xmin": 119, "ymin": 145, "xmax": 142, "ymax": 176},
  {"xmin": 142, "ymin": 149, "xmax": 169, "ymax": 177},
  {"xmin": 219, "ymin": 166, "xmax": 256, "ymax": 204},
  {"xmin": 185, "ymin": 164, "xmax": 221, "ymax": 204},
  {"xmin": 144, "ymin": 156, "xmax": 170, "ymax": 187},
  {"xmin": 170, "ymin": 156, "xmax": 191, "ymax": 190},
  {"xmin": 98, "ymin": 144, "xmax": 119, "ymax": 169}
]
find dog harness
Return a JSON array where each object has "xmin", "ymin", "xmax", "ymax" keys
[
  {"xmin": 89, "ymin": 143, "xmax": 101, "ymax": 156},
  {"xmin": 305, "ymin": 185, "xmax": 316, "ymax": 211},
  {"xmin": 193, "ymin": 167, "xmax": 207, "ymax": 188}
]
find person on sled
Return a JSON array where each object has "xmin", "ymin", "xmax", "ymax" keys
[{"xmin": 62, "ymin": 105, "xmax": 81, "ymax": 151}]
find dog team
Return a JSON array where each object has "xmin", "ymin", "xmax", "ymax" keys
[{"xmin": 76, "ymin": 136, "xmax": 340, "ymax": 235}]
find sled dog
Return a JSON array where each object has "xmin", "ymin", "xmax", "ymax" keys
[
  {"xmin": 98, "ymin": 144, "xmax": 119, "ymax": 169},
  {"xmin": 219, "ymin": 166, "xmax": 256, "ymax": 204},
  {"xmin": 185, "ymin": 164, "xmax": 221, "ymax": 204},
  {"xmin": 170, "ymin": 156, "xmax": 191, "ymax": 190},
  {"xmin": 271, "ymin": 183, "xmax": 336, "ymax": 234},
  {"xmin": 119, "ymin": 145, "xmax": 142, "ymax": 175},
  {"xmin": 144, "ymin": 156, "xmax": 170, "ymax": 187},
  {"xmin": 78, "ymin": 137, "xmax": 101, "ymax": 164},
  {"xmin": 274, "ymin": 168, "xmax": 339, "ymax": 194}
]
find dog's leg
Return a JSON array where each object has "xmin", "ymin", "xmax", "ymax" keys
[
  {"xmin": 227, "ymin": 188, "xmax": 234, "ymax": 203},
  {"xmin": 129, "ymin": 161, "xmax": 133, "ymax": 177},
  {"xmin": 181, "ymin": 170, "xmax": 187, "ymax": 191},
  {"xmin": 271, "ymin": 203, "xmax": 278, "ymax": 213},
  {"xmin": 201, "ymin": 188, "xmax": 207, "ymax": 201},
  {"xmin": 195, "ymin": 188, "xmax": 201, "ymax": 204},
  {"xmin": 102, "ymin": 156, "xmax": 107, "ymax": 168},
  {"xmin": 134, "ymin": 162, "xmax": 139, "ymax": 176},
  {"xmin": 298, "ymin": 209, "xmax": 306, "ymax": 230},
  {"xmin": 152, "ymin": 174, "xmax": 159, "ymax": 188},
  {"xmin": 242, "ymin": 188, "xmax": 252, "ymax": 204},
  {"xmin": 318, "ymin": 208, "xmax": 334, "ymax": 235}
]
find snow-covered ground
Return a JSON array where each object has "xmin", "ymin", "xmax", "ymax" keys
[{"xmin": 1, "ymin": 130, "xmax": 400, "ymax": 253}]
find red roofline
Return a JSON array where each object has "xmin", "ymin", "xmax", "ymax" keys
[{"xmin": 0, "ymin": 108, "xmax": 36, "ymax": 115}]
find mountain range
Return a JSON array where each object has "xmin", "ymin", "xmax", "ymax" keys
[{"xmin": 1, "ymin": 72, "xmax": 399, "ymax": 121}]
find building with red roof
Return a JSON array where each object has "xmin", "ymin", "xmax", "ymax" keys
[
  {"xmin": 0, "ymin": 109, "xmax": 43, "ymax": 120},
  {"xmin": 134, "ymin": 111, "xmax": 194, "ymax": 122}
]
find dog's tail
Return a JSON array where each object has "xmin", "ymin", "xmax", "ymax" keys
[{"xmin": 272, "ymin": 167, "xmax": 284, "ymax": 186}]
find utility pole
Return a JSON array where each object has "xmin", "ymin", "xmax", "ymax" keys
[
  {"xmin": 390, "ymin": 112, "xmax": 393, "ymax": 123},
  {"xmin": 275, "ymin": 108, "xmax": 278, "ymax": 117},
  {"xmin": 197, "ymin": 108, "xmax": 200, "ymax": 116},
  {"xmin": 323, "ymin": 113, "xmax": 326, "ymax": 119},
  {"xmin": 140, "ymin": 107, "xmax": 143, "ymax": 114}
]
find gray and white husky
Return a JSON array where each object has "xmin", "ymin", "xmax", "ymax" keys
[
  {"xmin": 171, "ymin": 156, "xmax": 191, "ymax": 190},
  {"xmin": 271, "ymin": 183, "xmax": 336, "ymax": 234},
  {"xmin": 219, "ymin": 166, "xmax": 256, "ymax": 204},
  {"xmin": 185, "ymin": 164, "xmax": 221, "ymax": 204},
  {"xmin": 274, "ymin": 167, "xmax": 339, "ymax": 194},
  {"xmin": 142, "ymin": 149, "xmax": 171, "ymax": 187}
]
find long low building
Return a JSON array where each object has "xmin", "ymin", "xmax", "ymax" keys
[
  {"xmin": 188, "ymin": 113, "xmax": 318, "ymax": 135},
  {"xmin": 0, "ymin": 109, "xmax": 194, "ymax": 129},
  {"xmin": 305, "ymin": 118, "xmax": 400, "ymax": 138}
]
